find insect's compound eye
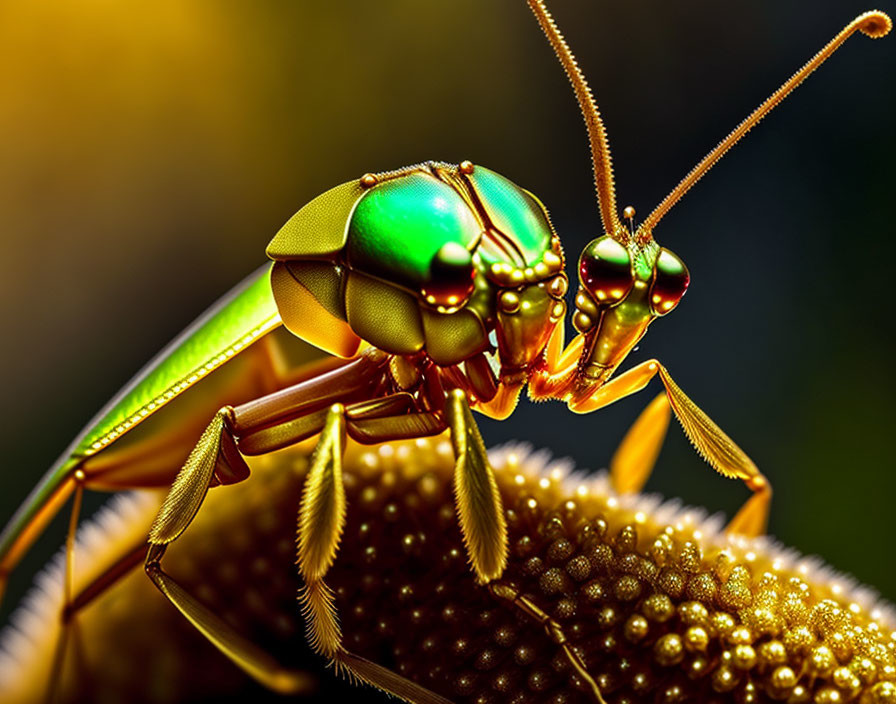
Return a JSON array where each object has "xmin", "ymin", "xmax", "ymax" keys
[
  {"xmin": 649, "ymin": 248, "xmax": 690, "ymax": 316},
  {"xmin": 421, "ymin": 242, "xmax": 476, "ymax": 311},
  {"xmin": 578, "ymin": 236, "xmax": 633, "ymax": 305}
]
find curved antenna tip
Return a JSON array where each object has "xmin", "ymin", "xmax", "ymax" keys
[
  {"xmin": 641, "ymin": 8, "xmax": 892, "ymax": 234},
  {"xmin": 858, "ymin": 11, "xmax": 892, "ymax": 38}
]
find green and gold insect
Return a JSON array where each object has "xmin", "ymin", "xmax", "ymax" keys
[{"xmin": 0, "ymin": 1, "xmax": 890, "ymax": 702}]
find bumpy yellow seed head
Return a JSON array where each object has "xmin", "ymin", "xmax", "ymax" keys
[{"xmin": 1, "ymin": 438, "xmax": 894, "ymax": 703}]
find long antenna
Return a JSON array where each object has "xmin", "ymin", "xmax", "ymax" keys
[
  {"xmin": 639, "ymin": 11, "xmax": 892, "ymax": 240},
  {"xmin": 527, "ymin": 0, "xmax": 624, "ymax": 241}
]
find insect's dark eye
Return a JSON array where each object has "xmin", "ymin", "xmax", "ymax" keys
[
  {"xmin": 650, "ymin": 248, "xmax": 690, "ymax": 316},
  {"xmin": 578, "ymin": 236, "xmax": 633, "ymax": 305},
  {"xmin": 421, "ymin": 242, "xmax": 476, "ymax": 310}
]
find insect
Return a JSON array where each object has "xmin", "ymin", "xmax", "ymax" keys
[{"xmin": 0, "ymin": 1, "xmax": 891, "ymax": 702}]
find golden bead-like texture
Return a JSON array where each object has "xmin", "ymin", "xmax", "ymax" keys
[{"xmin": 1, "ymin": 438, "xmax": 894, "ymax": 703}]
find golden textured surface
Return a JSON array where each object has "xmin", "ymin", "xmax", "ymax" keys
[{"xmin": 1, "ymin": 437, "xmax": 894, "ymax": 703}]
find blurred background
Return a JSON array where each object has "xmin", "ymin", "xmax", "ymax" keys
[{"xmin": 0, "ymin": 0, "xmax": 893, "ymax": 679}]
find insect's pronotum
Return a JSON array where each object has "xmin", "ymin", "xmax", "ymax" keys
[{"xmin": 0, "ymin": 1, "xmax": 892, "ymax": 702}]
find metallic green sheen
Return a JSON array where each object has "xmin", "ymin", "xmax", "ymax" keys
[
  {"xmin": 0, "ymin": 265, "xmax": 281, "ymax": 566},
  {"xmin": 468, "ymin": 167, "xmax": 552, "ymax": 266},
  {"xmin": 631, "ymin": 241, "xmax": 660, "ymax": 281},
  {"xmin": 76, "ymin": 264, "xmax": 280, "ymax": 456},
  {"xmin": 346, "ymin": 173, "xmax": 479, "ymax": 293}
]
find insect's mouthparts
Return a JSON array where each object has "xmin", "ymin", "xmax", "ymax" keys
[
  {"xmin": 566, "ymin": 363, "xmax": 612, "ymax": 404},
  {"xmin": 498, "ymin": 365, "xmax": 530, "ymax": 388}
]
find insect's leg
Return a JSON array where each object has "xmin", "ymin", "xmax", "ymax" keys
[
  {"xmin": 275, "ymin": 390, "xmax": 488, "ymax": 700},
  {"xmin": 651, "ymin": 364, "xmax": 771, "ymax": 537},
  {"xmin": 488, "ymin": 582, "xmax": 607, "ymax": 704},
  {"xmin": 445, "ymin": 389, "xmax": 507, "ymax": 584},
  {"xmin": 298, "ymin": 402, "xmax": 455, "ymax": 704},
  {"xmin": 528, "ymin": 325, "xmax": 584, "ymax": 399},
  {"xmin": 62, "ymin": 472, "xmax": 85, "ymax": 613},
  {"xmin": 573, "ymin": 360, "xmax": 772, "ymax": 537},
  {"xmin": 295, "ymin": 404, "xmax": 346, "ymax": 663},
  {"xmin": 66, "ymin": 619, "xmax": 93, "ymax": 697},
  {"xmin": 45, "ymin": 618, "xmax": 95, "ymax": 704},
  {"xmin": 609, "ymin": 392, "xmax": 671, "ymax": 494},
  {"xmin": 0, "ymin": 465, "xmax": 81, "ymax": 609},
  {"xmin": 146, "ymin": 541, "xmax": 314, "ymax": 693},
  {"xmin": 0, "ymin": 352, "xmax": 381, "ymax": 610},
  {"xmin": 40, "ymin": 469, "xmax": 88, "ymax": 703},
  {"xmin": 345, "ymin": 395, "xmax": 444, "ymax": 442},
  {"xmin": 254, "ymin": 376, "xmax": 507, "ymax": 583},
  {"xmin": 145, "ymin": 378, "xmax": 451, "ymax": 700},
  {"xmin": 143, "ymin": 408, "xmax": 313, "ymax": 692},
  {"xmin": 725, "ymin": 475, "xmax": 773, "ymax": 538},
  {"xmin": 230, "ymin": 347, "xmax": 389, "ymax": 455}
]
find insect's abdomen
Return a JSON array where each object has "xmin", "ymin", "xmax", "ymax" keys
[{"xmin": 4, "ymin": 439, "xmax": 894, "ymax": 704}]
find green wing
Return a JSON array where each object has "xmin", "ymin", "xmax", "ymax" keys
[
  {"xmin": 75, "ymin": 263, "xmax": 280, "ymax": 457},
  {"xmin": 0, "ymin": 264, "xmax": 281, "ymax": 564}
]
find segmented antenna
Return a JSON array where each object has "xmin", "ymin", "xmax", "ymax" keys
[
  {"xmin": 639, "ymin": 11, "xmax": 892, "ymax": 240},
  {"xmin": 527, "ymin": 0, "xmax": 624, "ymax": 241}
]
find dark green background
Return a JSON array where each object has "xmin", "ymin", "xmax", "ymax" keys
[{"xmin": 0, "ymin": 0, "xmax": 893, "ymax": 677}]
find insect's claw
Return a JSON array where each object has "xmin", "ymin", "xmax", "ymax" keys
[
  {"xmin": 610, "ymin": 392, "xmax": 671, "ymax": 495},
  {"xmin": 726, "ymin": 479, "xmax": 773, "ymax": 538}
]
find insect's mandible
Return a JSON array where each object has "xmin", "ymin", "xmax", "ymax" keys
[{"xmin": 0, "ymin": 1, "xmax": 890, "ymax": 702}]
